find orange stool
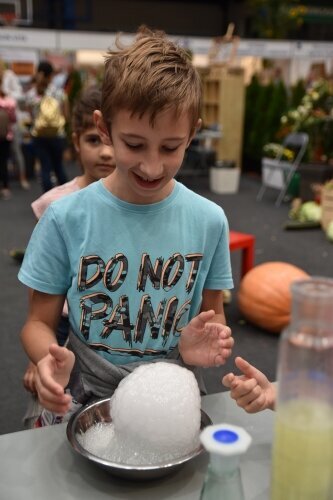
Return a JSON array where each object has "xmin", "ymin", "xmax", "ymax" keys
[{"xmin": 229, "ymin": 231, "xmax": 255, "ymax": 278}]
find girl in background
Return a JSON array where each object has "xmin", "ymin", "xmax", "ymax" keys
[{"xmin": 22, "ymin": 86, "xmax": 115, "ymax": 424}]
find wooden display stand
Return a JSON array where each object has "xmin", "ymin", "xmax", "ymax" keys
[
  {"xmin": 202, "ymin": 65, "xmax": 245, "ymax": 168},
  {"xmin": 321, "ymin": 184, "xmax": 333, "ymax": 230}
]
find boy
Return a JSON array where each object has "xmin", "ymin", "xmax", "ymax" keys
[{"xmin": 19, "ymin": 27, "xmax": 234, "ymax": 418}]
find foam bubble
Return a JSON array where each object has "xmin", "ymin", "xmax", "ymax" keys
[
  {"xmin": 110, "ymin": 362, "xmax": 201, "ymax": 462},
  {"xmin": 78, "ymin": 362, "xmax": 202, "ymax": 465},
  {"xmin": 77, "ymin": 422, "xmax": 115, "ymax": 457}
]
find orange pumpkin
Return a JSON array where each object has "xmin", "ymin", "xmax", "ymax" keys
[{"xmin": 238, "ymin": 262, "xmax": 309, "ymax": 333}]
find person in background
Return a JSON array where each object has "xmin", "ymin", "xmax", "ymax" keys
[
  {"xmin": 0, "ymin": 59, "xmax": 29, "ymax": 190},
  {"xmin": 19, "ymin": 27, "xmax": 234, "ymax": 425},
  {"xmin": 26, "ymin": 60, "xmax": 68, "ymax": 192},
  {"xmin": 0, "ymin": 70, "xmax": 16, "ymax": 200},
  {"xmin": 222, "ymin": 356, "xmax": 276, "ymax": 413},
  {"xmin": 22, "ymin": 86, "xmax": 115, "ymax": 426}
]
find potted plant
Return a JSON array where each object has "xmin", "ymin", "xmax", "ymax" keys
[
  {"xmin": 261, "ymin": 142, "xmax": 295, "ymax": 189},
  {"xmin": 209, "ymin": 160, "xmax": 240, "ymax": 194}
]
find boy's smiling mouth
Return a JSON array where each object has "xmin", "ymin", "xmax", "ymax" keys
[{"xmin": 133, "ymin": 172, "xmax": 163, "ymax": 188}]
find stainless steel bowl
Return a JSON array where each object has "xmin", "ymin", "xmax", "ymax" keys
[{"xmin": 66, "ymin": 397, "xmax": 212, "ymax": 480}]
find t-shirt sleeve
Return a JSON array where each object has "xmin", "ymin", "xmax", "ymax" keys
[
  {"xmin": 204, "ymin": 210, "xmax": 234, "ymax": 290},
  {"xmin": 18, "ymin": 206, "xmax": 71, "ymax": 294},
  {"xmin": 31, "ymin": 195, "xmax": 49, "ymax": 219}
]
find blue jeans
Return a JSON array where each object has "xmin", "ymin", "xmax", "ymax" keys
[
  {"xmin": 0, "ymin": 139, "xmax": 10, "ymax": 189},
  {"xmin": 33, "ymin": 136, "xmax": 67, "ymax": 192}
]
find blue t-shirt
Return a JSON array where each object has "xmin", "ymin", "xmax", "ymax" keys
[{"xmin": 19, "ymin": 180, "xmax": 233, "ymax": 365}]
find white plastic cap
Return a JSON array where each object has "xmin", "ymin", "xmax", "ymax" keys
[{"xmin": 200, "ymin": 423, "xmax": 252, "ymax": 456}]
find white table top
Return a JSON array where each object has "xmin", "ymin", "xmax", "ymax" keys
[{"xmin": 0, "ymin": 391, "xmax": 274, "ymax": 500}]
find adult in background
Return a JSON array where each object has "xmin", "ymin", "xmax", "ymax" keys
[
  {"xmin": 0, "ymin": 71, "xmax": 16, "ymax": 199},
  {"xmin": 0, "ymin": 60, "xmax": 30, "ymax": 190},
  {"xmin": 26, "ymin": 61, "xmax": 68, "ymax": 192}
]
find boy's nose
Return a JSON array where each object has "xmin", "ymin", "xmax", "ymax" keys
[{"xmin": 139, "ymin": 153, "xmax": 163, "ymax": 178}]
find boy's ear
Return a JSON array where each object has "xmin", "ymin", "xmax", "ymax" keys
[
  {"xmin": 94, "ymin": 110, "xmax": 112, "ymax": 146},
  {"xmin": 72, "ymin": 132, "xmax": 80, "ymax": 153},
  {"xmin": 187, "ymin": 118, "xmax": 202, "ymax": 147}
]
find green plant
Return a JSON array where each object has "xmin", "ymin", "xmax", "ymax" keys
[
  {"xmin": 290, "ymin": 79, "xmax": 306, "ymax": 108},
  {"xmin": 326, "ymin": 221, "xmax": 333, "ymax": 242},
  {"xmin": 243, "ymin": 75, "xmax": 289, "ymax": 169},
  {"xmin": 279, "ymin": 79, "xmax": 333, "ymax": 162},
  {"xmin": 263, "ymin": 143, "xmax": 294, "ymax": 161}
]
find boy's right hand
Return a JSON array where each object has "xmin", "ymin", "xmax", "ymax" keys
[
  {"xmin": 35, "ymin": 344, "xmax": 75, "ymax": 415},
  {"xmin": 222, "ymin": 356, "xmax": 276, "ymax": 413}
]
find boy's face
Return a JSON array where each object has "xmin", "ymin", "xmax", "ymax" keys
[
  {"xmin": 95, "ymin": 108, "xmax": 198, "ymax": 204},
  {"xmin": 73, "ymin": 126, "xmax": 115, "ymax": 183}
]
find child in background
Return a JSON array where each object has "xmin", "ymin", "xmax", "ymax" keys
[
  {"xmin": 19, "ymin": 27, "xmax": 234, "ymax": 423},
  {"xmin": 22, "ymin": 85, "xmax": 115, "ymax": 399},
  {"xmin": 222, "ymin": 356, "xmax": 276, "ymax": 413}
]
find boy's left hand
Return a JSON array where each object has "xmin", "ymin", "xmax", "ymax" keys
[{"xmin": 179, "ymin": 310, "xmax": 233, "ymax": 367}]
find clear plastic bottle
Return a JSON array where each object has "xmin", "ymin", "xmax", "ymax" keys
[
  {"xmin": 271, "ymin": 277, "xmax": 333, "ymax": 500},
  {"xmin": 200, "ymin": 423, "xmax": 252, "ymax": 500}
]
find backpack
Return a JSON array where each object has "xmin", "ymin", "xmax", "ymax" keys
[
  {"xmin": 0, "ymin": 107, "xmax": 10, "ymax": 140},
  {"xmin": 33, "ymin": 95, "xmax": 65, "ymax": 137}
]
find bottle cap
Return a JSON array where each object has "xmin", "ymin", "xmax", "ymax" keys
[{"xmin": 200, "ymin": 423, "xmax": 252, "ymax": 456}]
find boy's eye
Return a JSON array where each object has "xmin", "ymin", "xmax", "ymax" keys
[
  {"xmin": 125, "ymin": 142, "xmax": 142, "ymax": 150},
  {"xmin": 163, "ymin": 146, "xmax": 179, "ymax": 153}
]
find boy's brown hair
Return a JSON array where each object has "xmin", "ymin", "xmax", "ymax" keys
[
  {"xmin": 72, "ymin": 85, "xmax": 102, "ymax": 134},
  {"xmin": 101, "ymin": 26, "xmax": 202, "ymax": 133}
]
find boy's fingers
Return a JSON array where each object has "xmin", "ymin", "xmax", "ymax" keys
[
  {"xmin": 235, "ymin": 386, "xmax": 261, "ymax": 409},
  {"xmin": 37, "ymin": 396, "xmax": 71, "ymax": 415},
  {"xmin": 221, "ymin": 337, "xmax": 234, "ymax": 349},
  {"xmin": 37, "ymin": 367, "xmax": 65, "ymax": 396},
  {"xmin": 49, "ymin": 343, "xmax": 71, "ymax": 363},
  {"xmin": 37, "ymin": 385, "xmax": 69, "ymax": 405},
  {"xmin": 231, "ymin": 378, "xmax": 258, "ymax": 399},
  {"xmin": 235, "ymin": 356, "xmax": 265, "ymax": 381},
  {"xmin": 194, "ymin": 310, "xmax": 215, "ymax": 327},
  {"xmin": 244, "ymin": 393, "xmax": 266, "ymax": 414},
  {"xmin": 222, "ymin": 372, "xmax": 234, "ymax": 388}
]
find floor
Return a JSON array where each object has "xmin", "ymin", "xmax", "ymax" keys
[{"xmin": 1, "ymin": 164, "xmax": 332, "ymax": 435}]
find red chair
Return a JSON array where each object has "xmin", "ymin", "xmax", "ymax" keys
[{"xmin": 229, "ymin": 231, "xmax": 255, "ymax": 278}]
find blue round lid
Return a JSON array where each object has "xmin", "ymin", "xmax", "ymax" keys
[
  {"xmin": 200, "ymin": 424, "xmax": 252, "ymax": 456},
  {"xmin": 213, "ymin": 429, "xmax": 239, "ymax": 444}
]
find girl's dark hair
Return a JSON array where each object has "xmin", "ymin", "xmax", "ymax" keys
[
  {"xmin": 71, "ymin": 85, "xmax": 102, "ymax": 134},
  {"xmin": 37, "ymin": 61, "xmax": 54, "ymax": 78}
]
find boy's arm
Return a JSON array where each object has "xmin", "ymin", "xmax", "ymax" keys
[
  {"xmin": 21, "ymin": 290, "xmax": 74, "ymax": 414},
  {"xmin": 200, "ymin": 288, "xmax": 226, "ymax": 323},
  {"xmin": 178, "ymin": 289, "xmax": 233, "ymax": 367},
  {"xmin": 21, "ymin": 289, "xmax": 64, "ymax": 363}
]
